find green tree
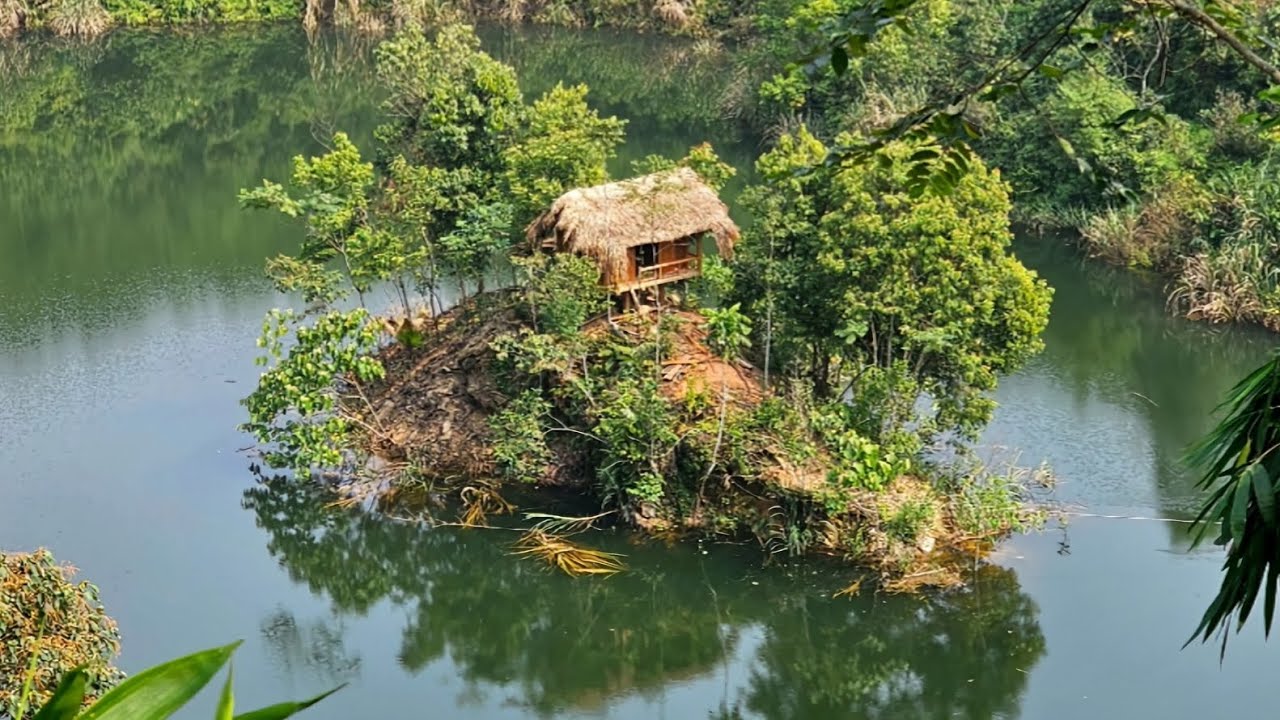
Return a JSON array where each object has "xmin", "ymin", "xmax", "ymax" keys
[
  {"xmin": 1, "ymin": 550, "xmax": 124, "ymax": 718},
  {"xmin": 737, "ymin": 126, "xmax": 1052, "ymax": 443},
  {"xmin": 502, "ymin": 82, "xmax": 627, "ymax": 221},
  {"xmin": 373, "ymin": 25, "xmax": 523, "ymax": 175}
]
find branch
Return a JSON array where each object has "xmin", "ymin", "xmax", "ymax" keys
[{"xmin": 1160, "ymin": 0, "xmax": 1280, "ymax": 85}]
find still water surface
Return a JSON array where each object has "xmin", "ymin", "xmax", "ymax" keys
[{"xmin": 1, "ymin": 24, "xmax": 1277, "ymax": 719}]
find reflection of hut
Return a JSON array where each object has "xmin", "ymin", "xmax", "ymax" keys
[{"xmin": 526, "ymin": 167, "xmax": 739, "ymax": 301}]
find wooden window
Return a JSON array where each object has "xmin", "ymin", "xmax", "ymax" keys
[{"xmin": 636, "ymin": 243, "xmax": 659, "ymax": 268}]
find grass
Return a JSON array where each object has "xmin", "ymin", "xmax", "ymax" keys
[{"xmin": 45, "ymin": 0, "xmax": 110, "ymax": 37}]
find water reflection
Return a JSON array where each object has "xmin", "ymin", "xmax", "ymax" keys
[
  {"xmin": 259, "ymin": 608, "xmax": 363, "ymax": 686},
  {"xmin": 245, "ymin": 476, "xmax": 1045, "ymax": 718},
  {"xmin": 991, "ymin": 235, "xmax": 1274, "ymax": 533}
]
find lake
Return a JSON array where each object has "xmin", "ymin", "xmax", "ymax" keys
[{"xmin": 1, "ymin": 23, "xmax": 1277, "ymax": 719}]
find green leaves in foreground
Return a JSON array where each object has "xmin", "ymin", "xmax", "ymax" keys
[
  {"xmin": 35, "ymin": 642, "xmax": 341, "ymax": 720},
  {"xmin": 1187, "ymin": 353, "xmax": 1280, "ymax": 655}
]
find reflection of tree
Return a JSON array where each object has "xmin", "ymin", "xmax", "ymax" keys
[
  {"xmin": 259, "ymin": 608, "xmax": 362, "ymax": 686},
  {"xmin": 245, "ymin": 477, "xmax": 1045, "ymax": 718},
  {"xmin": 744, "ymin": 565, "xmax": 1042, "ymax": 720}
]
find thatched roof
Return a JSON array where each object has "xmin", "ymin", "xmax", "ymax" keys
[{"xmin": 526, "ymin": 167, "xmax": 739, "ymax": 286}]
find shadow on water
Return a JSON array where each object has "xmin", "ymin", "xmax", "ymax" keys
[{"xmin": 244, "ymin": 476, "xmax": 1045, "ymax": 718}]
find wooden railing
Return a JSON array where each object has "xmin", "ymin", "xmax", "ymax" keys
[{"xmin": 634, "ymin": 256, "xmax": 701, "ymax": 285}]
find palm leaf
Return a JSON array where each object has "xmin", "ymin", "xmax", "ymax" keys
[{"xmin": 1186, "ymin": 353, "xmax": 1280, "ymax": 654}]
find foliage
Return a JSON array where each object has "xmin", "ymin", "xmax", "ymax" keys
[
  {"xmin": 502, "ymin": 82, "xmax": 627, "ymax": 220},
  {"xmin": 738, "ymin": 127, "xmax": 1052, "ymax": 441},
  {"xmin": 489, "ymin": 389, "xmax": 554, "ymax": 483},
  {"xmin": 241, "ymin": 133, "xmax": 386, "ymax": 304},
  {"xmin": 1186, "ymin": 354, "xmax": 1280, "ymax": 653},
  {"xmin": 514, "ymin": 253, "xmax": 609, "ymax": 336},
  {"xmin": 241, "ymin": 308, "xmax": 385, "ymax": 474},
  {"xmin": 702, "ymin": 302, "xmax": 751, "ymax": 361},
  {"xmin": 0, "ymin": 550, "xmax": 123, "ymax": 719},
  {"xmin": 810, "ymin": 404, "xmax": 910, "ymax": 493},
  {"xmin": 882, "ymin": 498, "xmax": 935, "ymax": 544},
  {"xmin": 27, "ymin": 642, "xmax": 338, "ymax": 720},
  {"xmin": 373, "ymin": 25, "xmax": 523, "ymax": 174}
]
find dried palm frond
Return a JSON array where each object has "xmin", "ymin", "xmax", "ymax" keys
[
  {"xmin": 525, "ymin": 510, "xmax": 613, "ymax": 535},
  {"xmin": 832, "ymin": 577, "xmax": 863, "ymax": 598},
  {"xmin": 458, "ymin": 485, "xmax": 513, "ymax": 527},
  {"xmin": 512, "ymin": 529, "xmax": 625, "ymax": 576}
]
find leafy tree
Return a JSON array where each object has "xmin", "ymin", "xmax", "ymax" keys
[
  {"xmin": 737, "ymin": 126, "xmax": 1052, "ymax": 443},
  {"xmin": 241, "ymin": 308, "xmax": 385, "ymax": 474},
  {"xmin": 502, "ymin": 82, "xmax": 627, "ymax": 221},
  {"xmin": 373, "ymin": 25, "xmax": 523, "ymax": 175}
]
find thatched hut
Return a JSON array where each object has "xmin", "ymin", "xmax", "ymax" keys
[{"xmin": 526, "ymin": 167, "xmax": 739, "ymax": 296}]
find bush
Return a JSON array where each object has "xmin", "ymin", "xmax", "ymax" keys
[
  {"xmin": 490, "ymin": 389, "xmax": 554, "ymax": 483},
  {"xmin": 516, "ymin": 253, "xmax": 609, "ymax": 336},
  {"xmin": 0, "ymin": 549, "xmax": 124, "ymax": 719}
]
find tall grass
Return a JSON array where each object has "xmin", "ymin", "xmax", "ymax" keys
[
  {"xmin": 0, "ymin": 0, "xmax": 25, "ymax": 37},
  {"xmin": 45, "ymin": 0, "xmax": 110, "ymax": 37}
]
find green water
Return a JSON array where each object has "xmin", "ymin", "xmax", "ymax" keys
[{"xmin": 1, "ymin": 24, "xmax": 1277, "ymax": 720}]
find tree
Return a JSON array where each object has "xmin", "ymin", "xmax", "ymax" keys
[
  {"xmin": 806, "ymin": 0, "xmax": 1280, "ymax": 195},
  {"xmin": 737, "ymin": 126, "xmax": 1052, "ymax": 447},
  {"xmin": 1, "ymin": 549, "xmax": 124, "ymax": 718},
  {"xmin": 502, "ymin": 82, "xmax": 627, "ymax": 221},
  {"xmin": 373, "ymin": 24, "xmax": 523, "ymax": 175}
]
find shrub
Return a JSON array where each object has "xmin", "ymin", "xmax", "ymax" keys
[
  {"xmin": 490, "ymin": 389, "xmax": 554, "ymax": 483},
  {"xmin": 0, "ymin": 549, "xmax": 124, "ymax": 719}
]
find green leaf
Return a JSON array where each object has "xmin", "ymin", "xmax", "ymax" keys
[
  {"xmin": 1231, "ymin": 467, "xmax": 1253, "ymax": 540},
  {"xmin": 216, "ymin": 664, "xmax": 235, "ymax": 720},
  {"xmin": 831, "ymin": 45, "xmax": 849, "ymax": 75},
  {"xmin": 1250, "ymin": 464, "xmax": 1277, "ymax": 527},
  {"xmin": 79, "ymin": 642, "xmax": 241, "ymax": 720},
  {"xmin": 1036, "ymin": 63, "xmax": 1064, "ymax": 79},
  {"xmin": 232, "ymin": 684, "xmax": 346, "ymax": 720},
  {"xmin": 32, "ymin": 670, "xmax": 88, "ymax": 720}
]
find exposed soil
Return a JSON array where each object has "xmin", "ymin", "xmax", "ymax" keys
[{"xmin": 357, "ymin": 298, "xmax": 519, "ymax": 479}]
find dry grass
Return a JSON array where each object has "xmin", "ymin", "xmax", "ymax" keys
[
  {"xmin": 45, "ymin": 0, "xmax": 110, "ymax": 38},
  {"xmin": 512, "ymin": 529, "xmax": 626, "ymax": 576},
  {"xmin": 652, "ymin": 0, "xmax": 688, "ymax": 28},
  {"xmin": 1168, "ymin": 247, "xmax": 1280, "ymax": 330},
  {"xmin": 0, "ymin": 0, "xmax": 25, "ymax": 37}
]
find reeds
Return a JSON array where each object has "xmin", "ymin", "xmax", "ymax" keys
[{"xmin": 45, "ymin": 0, "xmax": 110, "ymax": 38}]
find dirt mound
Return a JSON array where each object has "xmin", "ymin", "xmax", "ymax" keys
[
  {"xmin": 358, "ymin": 301, "xmax": 520, "ymax": 478},
  {"xmin": 585, "ymin": 309, "xmax": 764, "ymax": 405}
]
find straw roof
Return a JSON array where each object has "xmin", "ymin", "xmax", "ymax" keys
[{"xmin": 526, "ymin": 167, "xmax": 739, "ymax": 286}]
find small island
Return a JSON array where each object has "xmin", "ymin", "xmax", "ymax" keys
[{"xmin": 239, "ymin": 23, "xmax": 1052, "ymax": 588}]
